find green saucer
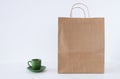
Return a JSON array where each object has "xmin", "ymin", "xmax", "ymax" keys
[{"xmin": 27, "ymin": 66, "xmax": 46, "ymax": 72}]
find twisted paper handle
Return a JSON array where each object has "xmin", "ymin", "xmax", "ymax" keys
[{"xmin": 70, "ymin": 3, "xmax": 90, "ymax": 18}]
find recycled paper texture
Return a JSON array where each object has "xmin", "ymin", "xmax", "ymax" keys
[{"xmin": 58, "ymin": 17, "xmax": 104, "ymax": 73}]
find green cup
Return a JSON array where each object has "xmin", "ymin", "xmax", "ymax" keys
[{"xmin": 28, "ymin": 59, "xmax": 41, "ymax": 70}]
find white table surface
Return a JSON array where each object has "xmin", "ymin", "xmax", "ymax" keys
[{"xmin": 1, "ymin": 60, "xmax": 120, "ymax": 79}]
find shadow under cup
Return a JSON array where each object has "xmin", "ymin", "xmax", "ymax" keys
[{"xmin": 28, "ymin": 59, "xmax": 41, "ymax": 70}]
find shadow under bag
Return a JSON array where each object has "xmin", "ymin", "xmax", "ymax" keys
[{"xmin": 58, "ymin": 3, "xmax": 104, "ymax": 73}]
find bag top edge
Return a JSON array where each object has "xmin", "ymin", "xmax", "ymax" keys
[{"xmin": 58, "ymin": 17, "xmax": 104, "ymax": 19}]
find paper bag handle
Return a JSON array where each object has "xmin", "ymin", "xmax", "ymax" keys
[{"xmin": 70, "ymin": 3, "xmax": 90, "ymax": 18}]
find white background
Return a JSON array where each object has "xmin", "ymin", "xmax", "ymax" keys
[{"xmin": 0, "ymin": 0, "xmax": 120, "ymax": 79}]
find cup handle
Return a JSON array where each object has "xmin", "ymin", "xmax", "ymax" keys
[{"xmin": 27, "ymin": 61, "xmax": 32, "ymax": 67}]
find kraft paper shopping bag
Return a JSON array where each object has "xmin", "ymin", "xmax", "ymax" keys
[{"xmin": 58, "ymin": 3, "xmax": 104, "ymax": 73}]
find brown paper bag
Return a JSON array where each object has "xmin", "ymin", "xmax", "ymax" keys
[{"xmin": 58, "ymin": 3, "xmax": 104, "ymax": 73}]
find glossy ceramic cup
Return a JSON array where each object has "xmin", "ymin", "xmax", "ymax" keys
[{"xmin": 28, "ymin": 59, "xmax": 41, "ymax": 70}]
